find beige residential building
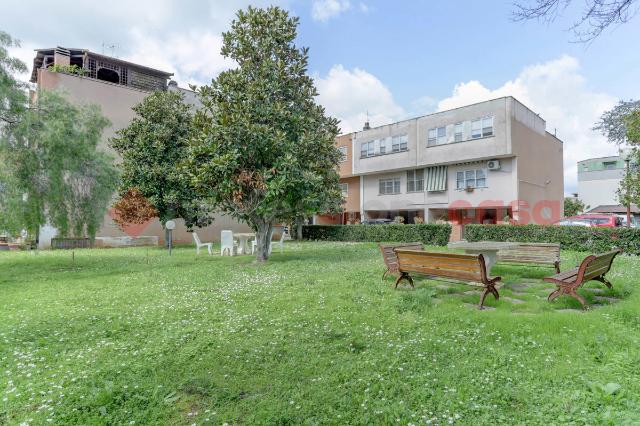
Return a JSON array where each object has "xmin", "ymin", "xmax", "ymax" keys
[
  {"xmin": 30, "ymin": 47, "xmax": 250, "ymax": 247},
  {"xmin": 318, "ymin": 97, "xmax": 564, "ymax": 240}
]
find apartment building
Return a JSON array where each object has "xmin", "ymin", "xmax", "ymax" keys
[
  {"xmin": 30, "ymin": 47, "xmax": 250, "ymax": 247},
  {"xmin": 317, "ymin": 97, "xmax": 564, "ymax": 239},
  {"xmin": 577, "ymin": 155, "xmax": 638, "ymax": 217}
]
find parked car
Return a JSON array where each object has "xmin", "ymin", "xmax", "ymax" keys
[
  {"xmin": 554, "ymin": 218, "xmax": 593, "ymax": 227},
  {"xmin": 616, "ymin": 214, "xmax": 638, "ymax": 228},
  {"xmin": 361, "ymin": 218, "xmax": 393, "ymax": 225},
  {"xmin": 576, "ymin": 214, "xmax": 622, "ymax": 228},
  {"xmin": 563, "ymin": 214, "xmax": 622, "ymax": 228}
]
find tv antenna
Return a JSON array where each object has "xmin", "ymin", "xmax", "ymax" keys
[{"xmin": 102, "ymin": 42, "xmax": 119, "ymax": 57}]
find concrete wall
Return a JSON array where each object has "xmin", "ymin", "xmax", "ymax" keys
[
  {"xmin": 341, "ymin": 176, "xmax": 360, "ymax": 213},
  {"xmin": 511, "ymin": 117, "xmax": 564, "ymax": 223},
  {"xmin": 36, "ymin": 69, "xmax": 251, "ymax": 245},
  {"xmin": 336, "ymin": 133, "xmax": 354, "ymax": 177},
  {"xmin": 578, "ymin": 179, "xmax": 623, "ymax": 210},
  {"xmin": 361, "ymin": 171, "xmax": 427, "ymax": 213}
]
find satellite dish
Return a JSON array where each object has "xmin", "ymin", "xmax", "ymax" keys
[{"xmin": 165, "ymin": 220, "xmax": 176, "ymax": 230}]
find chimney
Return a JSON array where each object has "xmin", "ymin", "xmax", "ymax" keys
[{"xmin": 363, "ymin": 121, "xmax": 370, "ymax": 131}]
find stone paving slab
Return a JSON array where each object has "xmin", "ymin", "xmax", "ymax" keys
[
  {"xmin": 502, "ymin": 296, "xmax": 525, "ymax": 304},
  {"xmin": 594, "ymin": 296, "xmax": 619, "ymax": 304}
]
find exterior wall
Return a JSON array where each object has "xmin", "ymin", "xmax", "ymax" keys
[
  {"xmin": 336, "ymin": 133, "xmax": 354, "ymax": 177},
  {"xmin": 361, "ymin": 171, "xmax": 427, "ymax": 213},
  {"xmin": 577, "ymin": 156, "xmax": 625, "ymax": 209},
  {"xmin": 578, "ymin": 179, "xmax": 623, "ymax": 210},
  {"xmin": 511, "ymin": 117, "xmax": 564, "ymax": 223},
  {"xmin": 341, "ymin": 176, "xmax": 360, "ymax": 213},
  {"xmin": 352, "ymin": 120, "xmax": 418, "ymax": 174},
  {"xmin": 416, "ymin": 97, "xmax": 511, "ymax": 167},
  {"xmin": 36, "ymin": 69, "xmax": 251, "ymax": 245}
]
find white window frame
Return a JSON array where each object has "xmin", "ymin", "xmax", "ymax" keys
[
  {"xmin": 406, "ymin": 169, "xmax": 424, "ymax": 192},
  {"xmin": 339, "ymin": 182, "xmax": 348, "ymax": 196},
  {"xmin": 392, "ymin": 135, "xmax": 408, "ymax": 152},
  {"xmin": 454, "ymin": 122, "xmax": 463, "ymax": 142},
  {"xmin": 482, "ymin": 116, "xmax": 494, "ymax": 137},
  {"xmin": 379, "ymin": 178, "xmax": 401, "ymax": 195},
  {"xmin": 338, "ymin": 146, "xmax": 348, "ymax": 162},
  {"xmin": 471, "ymin": 119, "xmax": 482, "ymax": 139},
  {"xmin": 456, "ymin": 169, "xmax": 487, "ymax": 190}
]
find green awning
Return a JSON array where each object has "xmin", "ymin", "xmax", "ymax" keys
[{"xmin": 426, "ymin": 165, "xmax": 447, "ymax": 192}]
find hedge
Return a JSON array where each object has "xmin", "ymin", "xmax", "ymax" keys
[
  {"xmin": 465, "ymin": 224, "xmax": 640, "ymax": 255},
  {"xmin": 302, "ymin": 224, "xmax": 452, "ymax": 246}
]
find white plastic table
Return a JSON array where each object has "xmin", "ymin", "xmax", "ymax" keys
[
  {"xmin": 234, "ymin": 233, "xmax": 256, "ymax": 255},
  {"xmin": 447, "ymin": 241, "xmax": 519, "ymax": 274}
]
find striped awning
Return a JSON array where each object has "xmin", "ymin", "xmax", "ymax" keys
[{"xmin": 426, "ymin": 165, "xmax": 447, "ymax": 192}]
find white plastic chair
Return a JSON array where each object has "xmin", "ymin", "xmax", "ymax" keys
[
  {"xmin": 192, "ymin": 232, "xmax": 212, "ymax": 255},
  {"xmin": 220, "ymin": 230, "xmax": 237, "ymax": 256}
]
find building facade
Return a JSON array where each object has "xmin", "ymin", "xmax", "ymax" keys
[
  {"xmin": 577, "ymin": 155, "xmax": 638, "ymax": 217},
  {"xmin": 317, "ymin": 97, "xmax": 564, "ymax": 240},
  {"xmin": 31, "ymin": 47, "xmax": 251, "ymax": 247}
]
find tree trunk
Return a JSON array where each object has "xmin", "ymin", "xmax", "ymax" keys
[
  {"xmin": 254, "ymin": 220, "xmax": 274, "ymax": 262},
  {"xmin": 296, "ymin": 217, "xmax": 304, "ymax": 240}
]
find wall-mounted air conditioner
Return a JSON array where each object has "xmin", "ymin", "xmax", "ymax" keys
[{"xmin": 487, "ymin": 160, "xmax": 501, "ymax": 171}]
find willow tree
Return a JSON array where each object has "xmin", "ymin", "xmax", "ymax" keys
[
  {"xmin": 187, "ymin": 6, "xmax": 341, "ymax": 261},
  {"xmin": 2, "ymin": 90, "xmax": 118, "ymax": 240}
]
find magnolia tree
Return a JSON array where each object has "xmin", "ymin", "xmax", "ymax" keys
[
  {"xmin": 187, "ymin": 6, "xmax": 342, "ymax": 261},
  {"xmin": 110, "ymin": 90, "xmax": 214, "ymax": 235}
]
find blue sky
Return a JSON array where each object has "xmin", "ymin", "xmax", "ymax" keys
[{"xmin": 3, "ymin": 0, "xmax": 640, "ymax": 192}]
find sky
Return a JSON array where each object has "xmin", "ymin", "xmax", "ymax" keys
[{"xmin": 3, "ymin": 0, "xmax": 640, "ymax": 194}]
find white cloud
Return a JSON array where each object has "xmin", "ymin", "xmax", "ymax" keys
[
  {"xmin": 315, "ymin": 65, "xmax": 404, "ymax": 133},
  {"xmin": 123, "ymin": 29, "xmax": 236, "ymax": 87},
  {"xmin": 311, "ymin": 0, "xmax": 351, "ymax": 22},
  {"xmin": 436, "ymin": 55, "xmax": 617, "ymax": 194}
]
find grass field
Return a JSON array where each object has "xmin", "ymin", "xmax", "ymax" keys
[{"xmin": 2, "ymin": 242, "xmax": 640, "ymax": 425}]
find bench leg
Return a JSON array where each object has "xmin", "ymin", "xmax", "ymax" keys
[
  {"xmin": 568, "ymin": 289, "xmax": 587, "ymax": 309},
  {"xmin": 478, "ymin": 283, "xmax": 499, "ymax": 310},
  {"xmin": 382, "ymin": 268, "xmax": 390, "ymax": 280},
  {"xmin": 554, "ymin": 261, "xmax": 561, "ymax": 274},
  {"xmin": 594, "ymin": 276, "xmax": 613, "ymax": 289},
  {"xmin": 394, "ymin": 272, "xmax": 414, "ymax": 289},
  {"xmin": 547, "ymin": 287, "xmax": 564, "ymax": 302}
]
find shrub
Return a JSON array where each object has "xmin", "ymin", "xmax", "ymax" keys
[
  {"xmin": 465, "ymin": 224, "xmax": 640, "ymax": 255},
  {"xmin": 302, "ymin": 224, "xmax": 451, "ymax": 246}
]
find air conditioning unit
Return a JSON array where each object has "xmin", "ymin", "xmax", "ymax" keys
[{"xmin": 487, "ymin": 160, "xmax": 501, "ymax": 171}]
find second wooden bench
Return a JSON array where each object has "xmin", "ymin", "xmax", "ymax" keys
[{"xmin": 394, "ymin": 249, "xmax": 502, "ymax": 309}]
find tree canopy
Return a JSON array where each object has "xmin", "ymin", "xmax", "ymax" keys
[
  {"xmin": 110, "ymin": 90, "xmax": 213, "ymax": 230},
  {"xmin": 187, "ymin": 6, "xmax": 342, "ymax": 261},
  {"xmin": 564, "ymin": 197, "xmax": 588, "ymax": 217}
]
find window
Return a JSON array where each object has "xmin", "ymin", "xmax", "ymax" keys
[
  {"xmin": 456, "ymin": 169, "xmax": 487, "ymax": 189},
  {"xmin": 454, "ymin": 123, "xmax": 463, "ymax": 142},
  {"xmin": 406, "ymin": 169, "xmax": 424, "ymax": 192},
  {"xmin": 603, "ymin": 161, "xmax": 617, "ymax": 170},
  {"xmin": 471, "ymin": 119, "xmax": 482, "ymax": 139},
  {"xmin": 379, "ymin": 178, "xmax": 401, "ymax": 195},
  {"xmin": 338, "ymin": 146, "xmax": 347, "ymax": 162},
  {"xmin": 428, "ymin": 128, "xmax": 437, "ymax": 146},
  {"xmin": 360, "ymin": 141, "xmax": 375, "ymax": 157},
  {"xmin": 482, "ymin": 116, "xmax": 494, "ymax": 137},
  {"xmin": 427, "ymin": 127, "xmax": 446, "ymax": 146},
  {"xmin": 339, "ymin": 183, "xmax": 348, "ymax": 196},
  {"xmin": 392, "ymin": 135, "xmax": 408, "ymax": 152}
]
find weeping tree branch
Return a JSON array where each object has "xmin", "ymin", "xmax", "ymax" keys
[{"xmin": 512, "ymin": 0, "xmax": 639, "ymax": 41}]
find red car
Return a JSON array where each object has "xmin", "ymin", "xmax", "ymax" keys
[{"xmin": 569, "ymin": 214, "xmax": 623, "ymax": 228}]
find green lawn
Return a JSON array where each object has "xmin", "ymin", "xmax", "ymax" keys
[{"xmin": 1, "ymin": 242, "xmax": 640, "ymax": 425}]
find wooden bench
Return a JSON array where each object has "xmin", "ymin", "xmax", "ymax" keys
[
  {"xmin": 497, "ymin": 242, "xmax": 561, "ymax": 273},
  {"xmin": 544, "ymin": 249, "xmax": 621, "ymax": 308},
  {"xmin": 378, "ymin": 242, "xmax": 424, "ymax": 279},
  {"xmin": 394, "ymin": 249, "xmax": 502, "ymax": 309}
]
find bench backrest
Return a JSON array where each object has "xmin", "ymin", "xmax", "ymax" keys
[
  {"xmin": 497, "ymin": 242, "xmax": 560, "ymax": 264},
  {"xmin": 579, "ymin": 249, "xmax": 621, "ymax": 282},
  {"xmin": 394, "ymin": 249, "xmax": 486, "ymax": 283},
  {"xmin": 379, "ymin": 242, "xmax": 423, "ymax": 272}
]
